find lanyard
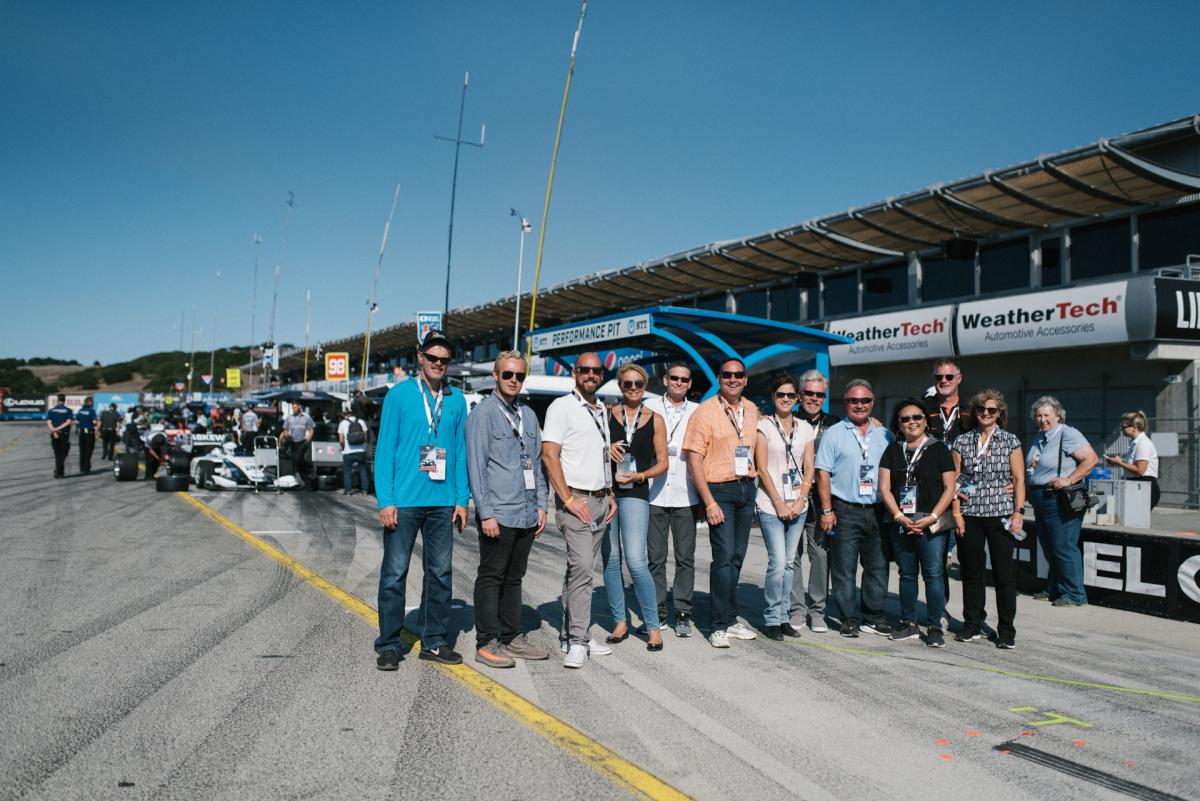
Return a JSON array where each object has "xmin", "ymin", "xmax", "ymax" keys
[
  {"xmin": 975, "ymin": 429, "xmax": 993, "ymax": 460},
  {"xmin": 807, "ymin": 413, "xmax": 826, "ymax": 441},
  {"xmin": 417, "ymin": 376, "xmax": 444, "ymax": 441},
  {"xmin": 939, "ymin": 405, "xmax": 958, "ymax": 432},
  {"xmin": 621, "ymin": 405, "xmax": 643, "ymax": 446},
  {"xmin": 770, "ymin": 415, "xmax": 801, "ymax": 473},
  {"xmin": 573, "ymin": 391, "xmax": 609, "ymax": 446},
  {"xmin": 902, "ymin": 436, "xmax": 928, "ymax": 484},
  {"xmin": 498, "ymin": 398, "xmax": 527, "ymax": 459},
  {"xmin": 663, "ymin": 400, "xmax": 688, "ymax": 443},
  {"xmin": 719, "ymin": 396, "xmax": 746, "ymax": 442},
  {"xmin": 851, "ymin": 423, "xmax": 873, "ymax": 462}
]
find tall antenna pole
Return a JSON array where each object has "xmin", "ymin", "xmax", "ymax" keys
[
  {"xmin": 526, "ymin": 0, "xmax": 588, "ymax": 361},
  {"xmin": 511, "ymin": 209, "xmax": 531, "ymax": 350},
  {"xmin": 209, "ymin": 270, "xmax": 220, "ymax": 404},
  {"xmin": 303, "ymin": 289, "xmax": 312, "ymax": 390},
  {"xmin": 267, "ymin": 191, "xmax": 294, "ymax": 388},
  {"xmin": 188, "ymin": 305, "xmax": 198, "ymax": 395},
  {"xmin": 248, "ymin": 233, "xmax": 262, "ymax": 392},
  {"xmin": 435, "ymin": 72, "xmax": 485, "ymax": 316},
  {"xmin": 361, "ymin": 184, "xmax": 401, "ymax": 391},
  {"xmin": 177, "ymin": 308, "xmax": 185, "ymax": 352}
]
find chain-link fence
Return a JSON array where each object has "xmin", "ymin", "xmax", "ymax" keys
[{"xmin": 1105, "ymin": 417, "xmax": 1198, "ymax": 508}]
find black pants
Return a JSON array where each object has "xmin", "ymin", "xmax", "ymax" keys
[
  {"xmin": 50, "ymin": 434, "xmax": 70, "ymax": 477},
  {"xmin": 959, "ymin": 516, "xmax": 1017, "ymax": 641},
  {"xmin": 473, "ymin": 523, "xmax": 536, "ymax": 648},
  {"xmin": 100, "ymin": 429, "xmax": 117, "ymax": 460},
  {"xmin": 647, "ymin": 504, "xmax": 699, "ymax": 619},
  {"xmin": 240, "ymin": 430, "xmax": 256, "ymax": 453},
  {"xmin": 145, "ymin": 449, "xmax": 164, "ymax": 479},
  {"xmin": 79, "ymin": 431, "xmax": 95, "ymax": 473},
  {"xmin": 288, "ymin": 440, "xmax": 312, "ymax": 487},
  {"xmin": 1130, "ymin": 476, "xmax": 1161, "ymax": 508}
]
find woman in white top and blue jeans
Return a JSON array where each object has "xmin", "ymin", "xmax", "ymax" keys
[
  {"xmin": 753, "ymin": 374, "xmax": 815, "ymax": 641},
  {"xmin": 1106, "ymin": 410, "xmax": 1161, "ymax": 508}
]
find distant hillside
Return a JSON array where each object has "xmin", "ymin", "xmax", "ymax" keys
[{"xmin": 2, "ymin": 348, "xmax": 257, "ymax": 394}]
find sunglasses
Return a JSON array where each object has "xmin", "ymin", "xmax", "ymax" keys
[
  {"xmin": 975, "ymin": 406, "xmax": 1000, "ymax": 416},
  {"xmin": 423, "ymin": 354, "xmax": 449, "ymax": 366},
  {"xmin": 499, "ymin": 371, "xmax": 526, "ymax": 382},
  {"xmin": 934, "ymin": 373, "xmax": 958, "ymax": 381},
  {"xmin": 801, "ymin": 390, "xmax": 827, "ymax": 399},
  {"xmin": 575, "ymin": 365, "xmax": 603, "ymax": 376},
  {"xmin": 621, "ymin": 380, "xmax": 645, "ymax": 390},
  {"xmin": 898, "ymin": 414, "xmax": 925, "ymax": 424},
  {"xmin": 667, "ymin": 374, "xmax": 691, "ymax": 383},
  {"xmin": 720, "ymin": 371, "xmax": 746, "ymax": 379},
  {"xmin": 775, "ymin": 392, "xmax": 797, "ymax": 400},
  {"xmin": 845, "ymin": 397, "xmax": 874, "ymax": 406}
]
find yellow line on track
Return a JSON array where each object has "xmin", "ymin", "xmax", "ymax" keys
[
  {"xmin": 177, "ymin": 492, "xmax": 692, "ymax": 801},
  {"xmin": 0, "ymin": 429, "xmax": 36, "ymax": 457}
]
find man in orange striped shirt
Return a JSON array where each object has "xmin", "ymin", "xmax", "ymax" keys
[{"xmin": 684, "ymin": 358, "xmax": 760, "ymax": 649}]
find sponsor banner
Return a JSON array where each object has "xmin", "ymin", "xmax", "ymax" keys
[
  {"xmin": 226, "ymin": 368, "xmax": 241, "ymax": 389},
  {"xmin": 325, "ymin": 351, "xmax": 350, "ymax": 381},
  {"xmin": 543, "ymin": 348, "xmax": 659, "ymax": 375},
  {"xmin": 45, "ymin": 394, "xmax": 90, "ymax": 412},
  {"xmin": 1154, "ymin": 277, "xmax": 1200, "ymax": 341},
  {"xmin": 531, "ymin": 314, "xmax": 652, "ymax": 353},
  {"xmin": 416, "ymin": 311, "xmax": 443, "ymax": 345},
  {"xmin": 956, "ymin": 280, "xmax": 1128, "ymax": 355},
  {"xmin": 93, "ymin": 392, "xmax": 138, "ymax": 415},
  {"xmin": 0, "ymin": 395, "xmax": 48, "ymax": 420},
  {"xmin": 828, "ymin": 306, "xmax": 954, "ymax": 366}
]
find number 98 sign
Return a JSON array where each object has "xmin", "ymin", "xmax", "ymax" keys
[{"xmin": 325, "ymin": 352, "xmax": 350, "ymax": 381}]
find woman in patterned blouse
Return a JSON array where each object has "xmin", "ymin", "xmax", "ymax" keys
[{"xmin": 950, "ymin": 389, "xmax": 1026, "ymax": 650}]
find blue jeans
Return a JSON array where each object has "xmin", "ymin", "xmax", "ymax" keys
[
  {"xmin": 342, "ymin": 451, "xmax": 369, "ymax": 493},
  {"xmin": 828, "ymin": 499, "xmax": 888, "ymax": 627},
  {"xmin": 708, "ymin": 479, "xmax": 756, "ymax": 630},
  {"xmin": 603, "ymin": 496, "xmax": 660, "ymax": 629},
  {"xmin": 889, "ymin": 526, "xmax": 947, "ymax": 626},
  {"xmin": 375, "ymin": 506, "xmax": 454, "ymax": 652},
  {"xmin": 759, "ymin": 511, "xmax": 806, "ymax": 625},
  {"xmin": 1030, "ymin": 489, "xmax": 1086, "ymax": 604}
]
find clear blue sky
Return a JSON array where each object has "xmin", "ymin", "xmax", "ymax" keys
[{"xmin": 2, "ymin": 1, "xmax": 1196, "ymax": 364}]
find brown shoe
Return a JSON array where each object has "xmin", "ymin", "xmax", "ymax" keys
[
  {"xmin": 475, "ymin": 640, "xmax": 515, "ymax": 668},
  {"xmin": 502, "ymin": 633, "xmax": 550, "ymax": 661}
]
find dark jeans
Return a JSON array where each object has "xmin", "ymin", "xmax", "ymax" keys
[
  {"xmin": 342, "ymin": 451, "xmax": 369, "ymax": 492},
  {"xmin": 828, "ymin": 498, "xmax": 888, "ymax": 627},
  {"xmin": 79, "ymin": 431, "xmax": 95, "ymax": 473},
  {"xmin": 959, "ymin": 516, "xmax": 1017, "ymax": 640},
  {"xmin": 50, "ymin": 434, "xmax": 70, "ymax": 477},
  {"xmin": 145, "ymin": 450, "xmax": 164, "ymax": 479},
  {"xmin": 100, "ymin": 429, "xmax": 117, "ymax": 460},
  {"xmin": 647, "ymin": 504, "xmax": 699, "ymax": 619},
  {"xmin": 375, "ymin": 506, "xmax": 454, "ymax": 653},
  {"xmin": 287, "ymin": 440, "xmax": 312, "ymax": 487},
  {"xmin": 240, "ymin": 430, "xmax": 256, "ymax": 453},
  {"xmin": 473, "ymin": 523, "xmax": 536, "ymax": 648},
  {"xmin": 1029, "ymin": 489, "xmax": 1085, "ymax": 604},
  {"xmin": 708, "ymin": 479, "xmax": 756, "ymax": 630},
  {"xmin": 890, "ymin": 526, "xmax": 947, "ymax": 626}
]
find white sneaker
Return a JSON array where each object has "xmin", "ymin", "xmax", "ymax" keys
[
  {"xmin": 587, "ymin": 638, "xmax": 612, "ymax": 656},
  {"xmin": 726, "ymin": 622, "xmax": 757, "ymax": 640},
  {"xmin": 709, "ymin": 630, "xmax": 731, "ymax": 648},
  {"xmin": 563, "ymin": 644, "xmax": 588, "ymax": 669},
  {"xmin": 809, "ymin": 618, "xmax": 828, "ymax": 633}
]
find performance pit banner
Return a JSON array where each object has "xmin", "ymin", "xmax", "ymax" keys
[
  {"xmin": 531, "ymin": 314, "xmax": 651, "ymax": 353},
  {"xmin": 828, "ymin": 306, "xmax": 954, "ymax": 366},
  {"xmin": 956, "ymin": 280, "xmax": 1128, "ymax": 355}
]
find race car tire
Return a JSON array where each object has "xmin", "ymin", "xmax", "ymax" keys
[
  {"xmin": 169, "ymin": 452, "xmax": 191, "ymax": 476},
  {"xmin": 155, "ymin": 474, "xmax": 190, "ymax": 492},
  {"xmin": 197, "ymin": 462, "xmax": 215, "ymax": 491},
  {"xmin": 315, "ymin": 475, "xmax": 339, "ymax": 492},
  {"xmin": 114, "ymin": 453, "xmax": 139, "ymax": 482}
]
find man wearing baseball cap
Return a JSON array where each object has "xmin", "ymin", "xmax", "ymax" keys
[{"xmin": 373, "ymin": 330, "xmax": 470, "ymax": 669}]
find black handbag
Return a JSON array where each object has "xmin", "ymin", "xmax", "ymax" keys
[{"xmin": 1055, "ymin": 438, "xmax": 1098, "ymax": 517}]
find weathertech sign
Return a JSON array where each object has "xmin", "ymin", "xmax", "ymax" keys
[
  {"xmin": 829, "ymin": 306, "xmax": 954, "ymax": 366},
  {"xmin": 531, "ymin": 314, "xmax": 651, "ymax": 353},
  {"xmin": 956, "ymin": 281, "xmax": 1128, "ymax": 355}
]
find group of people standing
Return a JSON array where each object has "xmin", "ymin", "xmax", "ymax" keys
[{"xmin": 44, "ymin": 394, "xmax": 120, "ymax": 477}]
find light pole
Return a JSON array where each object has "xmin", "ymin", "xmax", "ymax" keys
[
  {"xmin": 187, "ymin": 305, "xmax": 198, "ymax": 395},
  {"xmin": 248, "ymin": 233, "xmax": 262, "ymax": 392},
  {"xmin": 510, "ymin": 209, "xmax": 532, "ymax": 350},
  {"xmin": 435, "ymin": 71, "xmax": 485, "ymax": 315},
  {"xmin": 209, "ymin": 270, "xmax": 220, "ymax": 403},
  {"xmin": 361, "ymin": 184, "xmax": 401, "ymax": 391},
  {"xmin": 267, "ymin": 191, "xmax": 295, "ymax": 389}
]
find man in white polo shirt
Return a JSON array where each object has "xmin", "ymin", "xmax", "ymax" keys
[
  {"xmin": 645, "ymin": 361, "xmax": 701, "ymax": 637},
  {"xmin": 542, "ymin": 351, "xmax": 617, "ymax": 669}
]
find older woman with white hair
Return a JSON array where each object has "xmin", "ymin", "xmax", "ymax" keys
[{"xmin": 1025, "ymin": 396, "xmax": 1099, "ymax": 608}]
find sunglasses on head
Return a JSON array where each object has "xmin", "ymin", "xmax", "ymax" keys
[
  {"xmin": 775, "ymin": 391, "xmax": 797, "ymax": 400},
  {"xmin": 575, "ymin": 365, "xmax": 603, "ymax": 376},
  {"xmin": 802, "ymin": 390, "xmax": 827, "ymax": 399},
  {"xmin": 720, "ymin": 370, "xmax": 746, "ymax": 379},
  {"xmin": 666, "ymin": 374, "xmax": 691, "ymax": 383},
  {"xmin": 934, "ymin": 373, "xmax": 958, "ymax": 381},
  {"xmin": 423, "ymin": 353, "xmax": 449, "ymax": 366},
  {"xmin": 621, "ymin": 379, "xmax": 645, "ymax": 390},
  {"xmin": 499, "ymin": 370, "xmax": 526, "ymax": 382},
  {"xmin": 975, "ymin": 406, "xmax": 1000, "ymax": 416},
  {"xmin": 897, "ymin": 414, "xmax": 925, "ymax": 424},
  {"xmin": 845, "ymin": 397, "xmax": 874, "ymax": 406}
]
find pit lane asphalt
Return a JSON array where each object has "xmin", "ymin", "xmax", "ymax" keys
[{"xmin": 2, "ymin": 420, "xmax": 1197, "ymax": 801}]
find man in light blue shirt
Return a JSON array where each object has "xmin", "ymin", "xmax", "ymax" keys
[
  {"xmin": 373, "ymin": 330, "xmax": 469, "ymax": 670},
  {"xmin": 815, "ymin": 379, "xmax": 894, "ymax": 638}
]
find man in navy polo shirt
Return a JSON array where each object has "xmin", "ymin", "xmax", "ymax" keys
[
  {"xmin": 46, "ymin": 394, "xmax": 74, "ymax": 478},
  {"xmin": 76, "ymin": 396, "xmax": 98, "ymax": 474}
]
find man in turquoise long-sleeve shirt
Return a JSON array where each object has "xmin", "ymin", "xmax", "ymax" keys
[{"xmin": 374, "ymin": 330, "xmax": 469, "ymax": 670}]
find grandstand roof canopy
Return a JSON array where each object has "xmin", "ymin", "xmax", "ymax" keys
[{"xmin": 275, "ymin": 114, "xmax": 1200, "ymax": 372}]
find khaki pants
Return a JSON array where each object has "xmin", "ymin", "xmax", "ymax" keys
[{"xmin": 557, "ymin": 494, "xmax": 609, "ymax": 646}]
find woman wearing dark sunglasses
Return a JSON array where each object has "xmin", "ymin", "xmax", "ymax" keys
[
  {"xmin": 605, "ymin": 364, "xmax": 670, "ymax": 650},
  {"xmin": 950, "ymin": 389, "xmax": 1025, "ymax": 649},
  {"xmin": 877, "ymin": 399, "xmax": 956, "ymax": 647},
  {"xmin": 753, "ymin": 375, "xmax": 815, "ymax": 640}
]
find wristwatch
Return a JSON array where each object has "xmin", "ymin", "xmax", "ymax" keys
[{"xmin": 820, "ymin": 509, "xmax": 834, "ymax": 516}]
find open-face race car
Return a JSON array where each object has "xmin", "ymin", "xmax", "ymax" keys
[{"xmin": 188, "ymin": 435, "xmax": 299, "ymax": 491}]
